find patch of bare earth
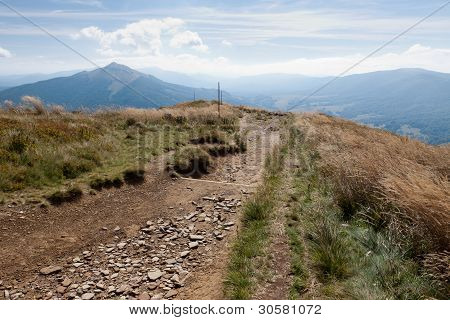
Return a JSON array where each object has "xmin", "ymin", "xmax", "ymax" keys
[{"xmin": 0, "ymin": 113, "xmax": 283, "ymax": 300}]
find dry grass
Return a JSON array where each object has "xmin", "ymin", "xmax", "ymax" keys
[
  {"xmin": 114, "ymin": 101, "xmax": 238, "ymax": 127},
  {"xmin": 296, "ymin": 113, "xmax": 450, "ymax": 251}
]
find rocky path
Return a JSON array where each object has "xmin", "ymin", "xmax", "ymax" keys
[{"xmin": 0, "ymin": 113, "xmax": 283, "ymax": 300}]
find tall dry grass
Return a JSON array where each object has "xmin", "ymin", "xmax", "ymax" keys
[
  {"xmin": 112, "ymin": 101, "xmax": 237, "ymax": 126},
  {"xmin": 296, "ymin": 113, "xmax": 450, "ymax": 251}
]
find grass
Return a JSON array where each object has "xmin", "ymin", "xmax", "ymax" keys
[
  {"xmin": 224, "ymin": 143, "xmax": 287, "ymax": 299},
  {"xmin": 0, "ymin": 98, "xmax": 241, "ymax": 204},
  {"xmin": 296, "ymin": 113, "xmax": 449, "ymax": 250},
  {"xmin": 284, "ymin": 117, "xmax": 447, "ymax": 299}
]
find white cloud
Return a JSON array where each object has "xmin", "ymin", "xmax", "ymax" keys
[
  {"xmin": 74, "ymin": 18, "xmax": 209, "ymax": 56},
  {"xmin": 0, "ymin": 46, "xmax": 12, "ymax": 58},
  {"xmin": 70, "ymin": 0, "xmax": 103, "ymax": 7},
  {"xmin": 74, "ymin": 18, "xmax": 186, "ymax": 56},
  {"xmin": 221, "ymin": 40, "xmax": 232, "ymax": 47},
  {"xmin": 170, "ymin": 30, "xmax": 208, "ymax": 52},
  {"xmin": 99, "ymin": 44, "xmax": 450, "ymax": 78}
]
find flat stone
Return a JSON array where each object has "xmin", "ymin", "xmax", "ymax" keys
[
  {"xmin": 40, "ymin": 266, "xmax": 62, "ymax": 275},
  {"xmin": 151, "ymin": 293, "xmax": 163, "ymax": 300},
  {"xmin": 148, "ymin": 269, "xmax": 163, "ymax": 281},
  {"xmin": 81, "ymin": 292, "xmax": 95, "ymax": 300},
  {"xmin": 116, "ymin": 284, "xmax": 130, "ymax": 294},
  {"xmin": 188, "ymin": 241, "xmax": 199, "ymax": 249},
  {"xmin": 170, "ymin": 274, "xmax": 180, "ymax": 283},
  {"xmin": 165, "ymin": 258, "xmax": 177, "ymax": 265},
  {"xmin": 138, "ymin": 292, "xmax": 150, "ymax": 300},
  {"xmin": 100, "ymin": 269, "xmax": 110, "ymax": 276},
  {"xmin": 113, "ymin": 226, "xmax": 121, "ymax": 232},
  {"xmin": 61, "ymin": 278, "xmax": 72, "ymax": 287},
  {"xmin": 189, "ymin": 234, "xmax": 204, "ymax": 241},
  {"xmin": 180, "ymin": 250, "xmax": 190, "ymax": 258},
  {"xmin": 164, "ymin": 289, "xmax": 178, "ymax": 299},
  {"xmin": 56, "ymin": 286, "xmax": 66, "ymax": 294}
]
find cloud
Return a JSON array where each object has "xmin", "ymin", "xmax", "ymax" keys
[
  {"xmin": 70, "ymin": 0, "xmax": 103, "ymax": 7},
  {"xmin": 170, "ymin": 31, "xmax": 208, "ymax": 52},
  {"xmin": 221, "ymin": 40, "xmax": 232, "ymax": 47},
  {"xmin": 0, "ymin": 47, "xmax": 12, "ymax": 58},
  {"xmin": 74, "ymin": 18, "xmax": 209, "ymax": 56},
  {"xmin": 100, "ymin": 44, "xmax": 450, "ymax": 78}
]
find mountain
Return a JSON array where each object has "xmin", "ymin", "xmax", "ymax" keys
[
  {"xmin": 282, "ymin": 69, "xmax": 450, "ymax": 144},
  {"xmin": 0, "ymin": 63, "xmax": 237, "ymax": 108},
  {"xmin": 1, "ymin": 65, "xmax": 448, "ymax": 143},
  {"xmin": 139, "ymin": 67, "xmax": 218, "ymax": 89},
  {"xmin": 203, "ymin": 68, "xmax": 448, "ymax": 144}
]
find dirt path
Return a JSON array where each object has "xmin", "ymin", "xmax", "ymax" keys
[
  {"xmin": 0, "ymin": 113, "xmax": 283, "ymax": 300},
  {"xmin": 252, "ymin": 147, "xmax": 295, "ymax": 300}
]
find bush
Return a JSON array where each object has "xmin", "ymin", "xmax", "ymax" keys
[
  {"xmin": 21, "ymin": 96, "xmax": 46, "ymax": 115},
  {"xmin": 191, "ymin": 129, "xmax": 230, "ymax": 145},
  {"xmin": 170, "ymin": 146, "xmax": 211, "ymax": 177},
  {"xmin": 123, "ymin": 168, "xmax": 145, "ymax": 184},
  {"xmin": 47, "ymin": 186, "xmax": 83, "ymax": 205}
]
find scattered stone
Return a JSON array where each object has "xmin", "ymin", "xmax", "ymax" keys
[
  {"xmin": 81, "ymin": 293, "xmax": 95, "ymax": 300},
  {"xmin": 188, "ymin": 241, "xmax": 199, "ymax": 249},
  {"xmin": 138, "ymin": 292, "xmax": 150, "ymax": 300},
  {"xmin": 164, "ymin": 289, "xmax": 178, "ymax": 299},
  {"xmin": 148, "ymin": 269, "xmax": 163, "ymax": 281},
  {"xmin": 151, "ymin": 293, "xmax": 163, "ymax": 300},
  {"xmin": 113, "ymin": 226, "xmax": 121, "ymax": 232},
  {"xmin": 56, "ymin": 286, "xmax": 66, "ymax": 294},
  {"xmin": 180, "ymin": 250, "xmax": 190, "ymax": 258},
  {"xmin": 61, "ymin": 278, "xmax": 72, "ymax": 287},
  {"xmin": 189, "ymin": 234, "xmax": 204, "ymax": 241},
  {"xmin": 40, "ymin": 266, "xmax": 62, "ymax": 275},
  {"xmin": 100, "ymin": 269, "xmax": 110, "ymax": 276},
  {"xmin": 223, "ymin": 222, "xmax": 235, "ymax": 227},
  {"xmin": 116, "ymin": 284, "xmax": 130, "ymax": 294}
]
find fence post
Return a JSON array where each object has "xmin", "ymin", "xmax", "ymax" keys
[{"xmin": 217, "ymin": 82, "xmax": 221, "ymax": 118}]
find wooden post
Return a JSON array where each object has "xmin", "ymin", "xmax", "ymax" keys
[{"xmin": 217, "ymin": 82, "xmax": 221, "ymax": 118}]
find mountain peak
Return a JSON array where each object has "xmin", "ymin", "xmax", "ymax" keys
[{"xmin": 103, "ymin": 62, "xmax": 132, "ymax": 71}]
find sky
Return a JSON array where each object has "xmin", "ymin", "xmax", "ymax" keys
[{"xmin": 0, "ymin": 0, "xmax": 450, "ymax": 76}]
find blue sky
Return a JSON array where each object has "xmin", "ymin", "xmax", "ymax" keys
[{"xmin": 1, "ymin": 0, "xmax": 450, "ymax": 76}]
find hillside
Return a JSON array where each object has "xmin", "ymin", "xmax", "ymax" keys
[
  {"xmin": 255, "ymin": 69, "xmax": 450, "ymax": 144},
  {"xmin": 0, "ymin": 63, "xmax": 238, "ymax": 109},
  {"xmin": 0, "ymin": 101, "xmax": 448, "ymax": 300}
]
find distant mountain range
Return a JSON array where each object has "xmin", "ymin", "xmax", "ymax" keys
[
  {"xmin": 0, "ymin": 63, "xmax": 235, "ymax": 108},
  {"xmin": 0, "ymin": 64, "xmax": 448, "ymax": 144}
]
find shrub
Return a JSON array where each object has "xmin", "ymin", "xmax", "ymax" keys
[
  {"xmin": 21, "ymin": 96, "xmax": 46, "ymax": 115},
  {"xmin": 47, "ymin": 186, "xmax": 83, "ymax": 205},
  {"xmin": 170, "ymin": 146, "xmax": 211, "ymax": 177},
  {"xmin": 123, "ymin": 168, "xmax": 145, "ymax": 184},
  {"xmin": 50, "ymin": 104, "xmax": 65, "ymax": 115},
  {"xmin": 191, "ymin": 129, "xmax": 230, "ymax": 145}
]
